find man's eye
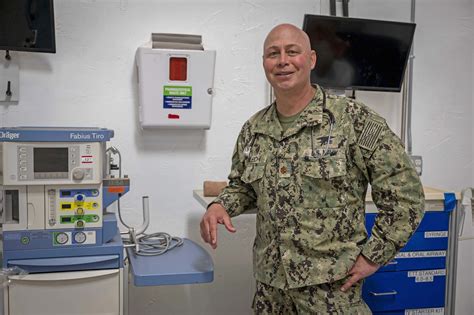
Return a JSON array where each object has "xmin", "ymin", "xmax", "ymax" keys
[
  {"xmin": 267, "ymin": 51, "xmax": 279, "ymax": 58},
  {"xmin": 287, "ymin": 50, "xmax": 299, "ymax": 56}
]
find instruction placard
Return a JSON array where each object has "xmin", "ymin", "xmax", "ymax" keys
[{"xmin": 163, "ymin": 86, "xmax": 192, "ymax": 109}]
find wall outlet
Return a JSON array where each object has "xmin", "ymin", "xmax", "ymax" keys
[
  {"xmin": 0, "ymin": 53, "xmax": 19, "ymax": 102},
  {"xmin": 410, "ymin": 155, "xmax": 423, "ymax": 176}
]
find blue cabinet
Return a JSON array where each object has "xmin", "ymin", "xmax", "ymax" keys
[{"xmin": 362, "ymin": 193, "xmax": 456, "ymax": 314}]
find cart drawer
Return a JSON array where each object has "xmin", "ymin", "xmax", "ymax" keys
[{"xmin": 363, "ymin": 270, "xmax": 445, "ymax": 312}]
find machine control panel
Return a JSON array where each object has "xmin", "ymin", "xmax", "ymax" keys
[
  {"xmin": 2, "ymin": 142, "xmax": 101, "ymax": 185},
  {"xmin": 47, "ymin": 186, "xmax": 102, "ymax": 230},
  {"xmin": 18, "ymin": 145, "xmax": 80, "ymax": 180},
  {"xmin": 52, "ymin": 230, "xmax": 97, "ymax": 246}
]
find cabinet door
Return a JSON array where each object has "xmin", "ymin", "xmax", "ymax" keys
[{"xmin": 6, "ymin": 269, "xmax": 122, "ymax": 315}]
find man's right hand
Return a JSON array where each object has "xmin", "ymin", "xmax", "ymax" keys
[{"xmin": 200, "ymin": 203, "xmax": 236, "ymax": 249}]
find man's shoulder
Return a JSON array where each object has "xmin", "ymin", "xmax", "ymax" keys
[
  {"xmin": 325, "ymin": 93, "xmax": 391, "ymax": 154},
  {"xmin": 325, "ymin": 93, "xmax": 386, "ymax": 130},
  {"xmin": 242, "ymin": 103, "xmax": 273, "ymax": 130}
]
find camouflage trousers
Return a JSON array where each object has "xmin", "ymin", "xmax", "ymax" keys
[{"xmin": 252, "ymin": 278, "xmax": 372, "ymax": 315}]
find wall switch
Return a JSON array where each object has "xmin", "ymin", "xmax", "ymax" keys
[
  {"xmin": 0, "ymin": 53, "xmax": 19, "ymax": 102},
  {"xmin": 410, "ymin": 155, "xmax": 423, "ymax": 176}
]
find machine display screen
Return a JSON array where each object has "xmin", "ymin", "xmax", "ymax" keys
[{"xmin": 34, "ymin": 148, "xmax": 69, "ymax": 172}]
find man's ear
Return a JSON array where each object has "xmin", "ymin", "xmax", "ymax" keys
[{"xmin": 310, "ymin": 50, "xmax": 317, "ymax": 70}]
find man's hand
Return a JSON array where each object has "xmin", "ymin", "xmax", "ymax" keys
[
  {"xmin": 341, "ymin": 254, "xmax": 380, "ymax": 292},
  {"xmin": 200, "ymin": 203, "xmax": 236, "ymax": 249}
]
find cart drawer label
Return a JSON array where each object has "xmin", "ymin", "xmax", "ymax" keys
[
  {"xmin": 405, "ymin": 307, "xmax": 444, "ymax": 315},
  {"xmin": 395, "ymin": 250, "xmax": 446, "ymax": 259},
  {"xmin": 407, "ymin": 269, "xmax": 445, "ymax": 282},
  {"xmin": 424, "ymin": 231, "xmax": 448, "ymax": 238}
]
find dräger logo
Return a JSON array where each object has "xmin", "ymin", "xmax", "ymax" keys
[{"xmin": 0, "ymin": 131, "xmax": 20, "ymax": 140}]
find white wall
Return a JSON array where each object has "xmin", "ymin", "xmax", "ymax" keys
[
  {"xmin": 472, "ymin": 0, "xmax": 474, "ymax": 186},
  {"xmin": 412, "ymin": 0, "xmax": 473, "ymax": 191},
  {"xmin": 1, "ymin": 0, "xmax": 472, "ymax": 314}
]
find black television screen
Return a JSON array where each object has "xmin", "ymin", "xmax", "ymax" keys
[
  {"xmin": 302, "ymin": 14, "xmax": 415, "ymax": 92},
  {"xmin": 0, "ymin": 0, "xmax": 56, "ymax": 53}
]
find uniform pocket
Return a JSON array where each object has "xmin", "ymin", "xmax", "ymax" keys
[
  {"xmin": 299, "ymin": 157, "xmax": 347, "ymax": 208},
  {"xmin": 241, "ymin": 163, "xmax": 265, "ymax": 184},
  {"xmin": 241, "ymin": 162, "xmax": 266, "ymax": 199},
  {"xmin": 301, "ymin": 157, "xmax": 347, "ymax": 179}
]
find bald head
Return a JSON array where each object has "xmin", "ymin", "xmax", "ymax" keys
[
  {"xmin": 263, "ymin": 23, "xmax": 312, "ymax": 54},
  {"xmin": 262, "ymin": 23, "xmax": 316, "ymax": 96}
]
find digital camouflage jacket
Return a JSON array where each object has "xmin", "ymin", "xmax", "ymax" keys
[{"xmin": 213, "ymin": 85, "xmax": 424, "ymax": 289}]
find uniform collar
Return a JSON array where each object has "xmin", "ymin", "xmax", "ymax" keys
[{"xmin": 253, "ymin": 84, "xmax": 324, "ymax": 141}]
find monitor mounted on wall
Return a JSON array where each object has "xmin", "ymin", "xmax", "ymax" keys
[
  {"xmin": 302, "ymin": 14, "xmax": 415, "ymax": 92},
  {"xmin": 0, "ymin": 0, "xmax": 56, "ymax": 53}
]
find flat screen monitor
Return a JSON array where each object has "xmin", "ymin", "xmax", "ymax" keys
[
  {"xmin": 0, "ymin": 0, "xmax": 56, "ymax": 53},
  {"xmin": 302, "ymin": 14, "xmax": 415, "ymax": 92}
]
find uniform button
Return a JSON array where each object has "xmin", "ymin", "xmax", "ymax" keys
[{"xmin": 280, "ymin": 166, "xmax": 287, "ymax": 174}]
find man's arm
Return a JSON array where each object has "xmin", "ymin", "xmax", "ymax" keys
[
  {"xmin": 342, "ymin": 101, "xmax": 424, "ymax": 290},
  {"xmin": 200, "ymin": 123, "xmax": 258, "ymax": 248},
  {"xmin": 360, "ymin": 120, "xmax": 425, "ymax": 265}
]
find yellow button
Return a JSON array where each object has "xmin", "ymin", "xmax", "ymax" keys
[{"xmin": 76, "ymin": 208, "xmax": 84, "ymax": 215}]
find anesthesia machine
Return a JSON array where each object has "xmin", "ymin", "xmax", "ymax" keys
[{"xmin": 0, "ymin": 127, "xmax": 213, "ymax": 315}]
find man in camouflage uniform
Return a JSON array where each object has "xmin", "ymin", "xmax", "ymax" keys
[{"xmin": 200, "ymin": 23, "xmax": 424, "ymax": 314}]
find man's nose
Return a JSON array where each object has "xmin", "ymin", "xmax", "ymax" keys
[{"xmin": 277, "ymin": 52, "xmax": 289, "ymax": 66}]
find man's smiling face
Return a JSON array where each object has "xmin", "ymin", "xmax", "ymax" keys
[{"xmin": 263, "ymin": 24, "xmax": 316, "ymax": 93}]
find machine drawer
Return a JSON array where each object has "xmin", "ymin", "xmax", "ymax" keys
[
  {"xmin": 363, "ymin": 270, "xmax": 445, "ymax": 312},
  {"xmin": 6, "ymin": 269, "xmax": 122, "ymax": 315},
  {"xmin": 6, "ymin": 254, "xmax": 120, "ymax": 273}
]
